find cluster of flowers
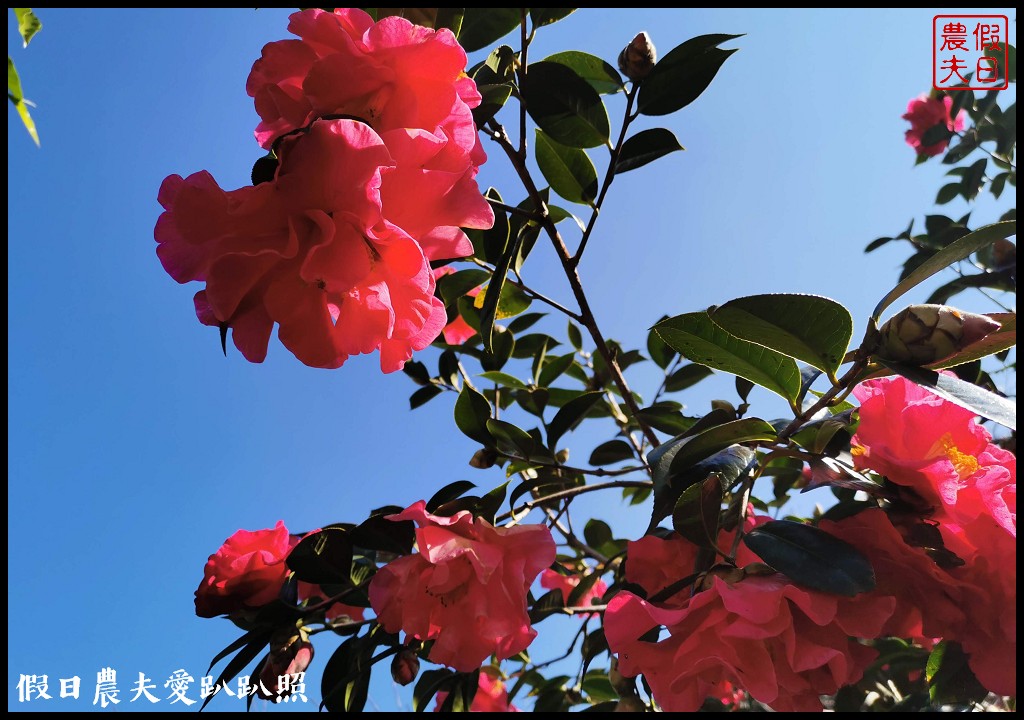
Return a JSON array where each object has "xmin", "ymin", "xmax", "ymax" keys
[
  {"xmin": 195, "ymin": 375, "xmax": 1014, "ymax": 710},
  {"xmin": 604, "ymin": 374, "xmax": 1016, "ymax": 711},
  {"xmin": 155, "ymin": 8, "xmax": 493, "ymax": 370}
]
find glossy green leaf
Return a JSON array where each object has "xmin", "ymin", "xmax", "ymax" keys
[
  {"xmin": 743, "ymin": 520, "xmax": 875, "ymax": 597},
  {"xmin": 672, "ymin": 473, "xmax": 723, "ymax": 546},
  {"xmin": 882, "ymin": 361, "xmax": 1016, "ymax": 430},
  {"xmin": 638, "ymin": 33, "xmax": 742, "ymax": 116},
  {"xmin": 436, "ymin": 268, "xmax": 488, "ymax": 307},
  {"xmin": 454, "ymin": 383, "xmax": 493, "ymax": 445},
  {"xmin": 434, "ymin": 7, "xmax": 464, "ymax": 35},
  {"xmin": 522, "ymin": 61, "xmax": 610, "ymax": 148},
  {"xmin": 479, "ymin": 371, "xmax": 529, "ymax": 390},
  {"xmin": 535, "ymin": 129, "xmax": 598, "ymax": 205},
  {"xmin": 472, "ymin": 82, "xmax": 513, "ymax": 126},
  {"xmin": 926, "ymin": 641, "xmax": 989, "ymax": 705},
  {"xmin": 709, "ymin": 294, "xmax": 853, "ymax": 379},
  {"xmin": 538, "ymin": 352, "xmax": 576, "ymax": 387},
  {"xmin": 487, "ymin": 418, "xmax": 536, "ymax": 457},
  {"xmin": 664, "ymin": 363, "xmax": 714, "ymax": 392},
  {"xmin": 872, "ymin": 220, "xmax": 1016, "ymax": 318},
  {"xmin": 589, "ymin": 439, "xmax": 634, "ymax": 465},
  {"xmin": 458, "ymin": 7, "xmax": 520, "ymax": 52},
  {"xmin": 530, "ymin": 8, "xmax": 576, "ymax": 27},
  {"xmin": 544, "ymin": 50, "xmax": 624, "ymax": 94},
  {"xmin": 655, "ymin": 312, "xmax": 802, "ymax": 403},
  {"xmin": 548, "ymin": 391, "xmax": 603, "ymax": 449},
  {"xmin": 667, "ymin": 418, "xmax": 777, "ymax": 475},
  {"xmin": 14, "ymin": 9, "xmax": 41, "ymax": 47},
  {"xmin": 7, "ymin": 57, "xmax": 38, "ymax": 146},
  {"xmin": 615, "ymin": 128, "xmax": 685, "ymax": 173}
]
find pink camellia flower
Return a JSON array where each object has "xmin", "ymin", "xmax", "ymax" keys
[
  {"xmin": 156, "ymin": 119, "xmax": 447, "ymax": 372},
  {"xmin": 194, "ymin": 521, "xmax": 296, "ymax": 619},
  {"xmin": 433, "ymin": 266, "xmax": 482, "ymax": 345},
  {"xmin": 851, "ymin": 375, "xmax": 1016, "ymax": 538},
  {"xmin": 902, "ymin": 94, "xmax": 967, "ymax": 157},
  {"xmin": 605, "ymin": 532, "xmax": 896, "ymax": 712},
  {"xmin": 368, "ymin": 501, "xmax": 555, "ymax": 672},
  {"xmin": 539, "ymin": 567, "xmax": 608, "ymax": 616},
  {"xmin": 247, "ymin": 8, "xmax": 493, "ymax": 262},
  {"xmin": 434, "ymin": 668, "xmax": 520, "ymax": 712}
]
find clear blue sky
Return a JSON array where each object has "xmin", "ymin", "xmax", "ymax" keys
[{"xmin": 8, "ymin": 8, "xmax": 1015, "ymax": 712}]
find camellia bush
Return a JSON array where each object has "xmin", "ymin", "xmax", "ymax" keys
[{"xmin": 153, "ymin": 8, "xmax": 1016, "ymax": 713}]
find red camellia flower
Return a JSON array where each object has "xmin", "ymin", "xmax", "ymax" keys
[
  {"xmin": 434, "ymin": 668, "xmax": 520, "ymax": 712},
  {"xmin": 605, "ymin": 532, "xmax": 896, "ymax": 712},
  {"xmin": 194, "ymin": 521, "xmax": 296, "ymax": 619},
  {"xmin": 902, "ymin": 93, "xmax": 967, "ymax": 157},
  {"xmin": 368, "ymin": 501, "xmax": 555, "ymax": 672},
  {"xmin": 852, "ymin": 375, "xmax": 1016, "ymax": 537},
  {"xmin": 156, "ymin": 119, "xmax": 447, "ymax": 371},
  {"xmin": 247, "ymin": 8, "xmax": 493, "ymax": 262}
]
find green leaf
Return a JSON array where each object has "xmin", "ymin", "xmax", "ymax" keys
[
  {"xmin": 200, "ymin": 634, "xmax": 271, "ymax": 711},
  {"xmin": 410, "ymin": 385, "xmax": 443, "ymax": 409},
  {"xmin": 742, "ymin": 520, "xmax": 876, "ymax": 597},
  {"xmin": 481, "ymin": 323, "xmax": 515, "ymax": 371},
  {"xmin": 472, "ymin": 188, "xmax": 510, "ymax": 265},
  {"xmin": 651, "ymin": 444, "xmax": 753, "ymax": 530},
  {"xmin": 567, "ymin": 321, "xmax": 583, "ymax": 351},
  {"xmin": 478, "ymin": 233, "xmax": 523, "ymax": 354},
  {"xmin": 457, "ymin": 8, "xmax": 520, "ymax": 52},
  {"xmin": 427, "ymin": 480, "xmax": 477, "ymax": 512},
  {"xmin": 709, "ymin": 294, "xmax": 853, "ymax": 379},
  {"xmin": 538, "ymin": 352, "xmax": 576, "ymax": 387},
  {"xmin": 479, "ymin": 371, "xmax": 529, "ymax": 389},
  {"xmin": 434, "ymin": 7, "xmax": 464, "ymax": 35},
  {"xmin": 321, "ymin": 635, "xmax": 374, "ymax": 713},
  {"xmin": 926, "ymin": 641, "xmax": 989, "ymax": 705},
  {"xmin": 655, "ymin": 312, "xmax": 802, "ymax": 403},
  {"xmin": 615, "ymin": 128, "xmax": 685, "ymax": 173},
  {"xmin": 472, "ymin": 82, "xmax": 514, "ymax": 126},
  {"xmin": 672, "ymin": 473, "xmax": 723, "ymax": 547},
  {"xmin": 454, "ymin": 383, "xmax": 494, "ymax": 445},
  {"xmin": 544, "ymin": 50, "xmax": 624, "ymax": 94},
  {"xmin": 667, "ymin": 418, "xmax": 777, "ymax": 475},
  {"xmin": 935, "ymin": 182, "xmax": 961, "ymax": 205},
  {"xmin": 638, "ymin": 33, "xmax": 742, "ymax": 116},
  {"xmin": 14, "ymin": 9, "xmax": 41, "ymax": 47},
  {"xmin": 508, "ymin": 312, "xmax": 546, "ymax": 334},
  {"xmin": 487, "ymin": 418, "xmax": 536, "ymax": 457},
  {"xmin": 7, "ymin": 56, "xmax": 38, "ymax": 146},
  {"xmin": 413, "ymin": 669, "xmax": 457, "ymax": 712},
  {"xmin": 436, "ymin": 268, "xmax": 488, "ymax": 307},
  {"xmin": 529, "ymin": 8, "xmax": 576, "ymax": 28},
  {"xmin": 872, "ymin": 221, "xmax": 1017, "ymax": 318},
  {"xmin": 635, "ymin": 406, "xmax": 696, "ymax": 435},
  {"xmin": 350, "ymin": 511, "xmax": 415, "ymax": 555},
  {"xmin": 925, "ymin": 271, "xmax": 1016, "ymax": 305},
  {"xmin": 664, "ymin": 363, "xmax": 714, "ymax": 392},
  {"xmin": 882, "ymin": 361, "xmax": 1016, "ymax": 430},
  {"xmin": 646, "ymin": 322, "xmax": 675, "ymax": 369},
  {"xmin": 535, "ymin": 129, "xmax": 598, "ymax": 205},
  {"xmin": 589, "ymin": 439, "xmax": 634, "ymax": 466},
  {"xmin": 548, "ymin": 391, "xmax": 603, "ymax": 449},
  {"xmin": 522, "ymin": 61, "xmax": 610, "ymax": 148}
]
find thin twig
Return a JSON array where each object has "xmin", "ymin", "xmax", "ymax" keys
[
  {"xmin": 495, "ymin": 478, "xmax": 653, "ymax": 524},
  {"xmin": 469, "ymin": 257, "xmax": 583, "ymax": 320}
]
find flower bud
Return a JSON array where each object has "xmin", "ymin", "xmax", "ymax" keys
[
  {"xmin": 391, "ymin": 649, "xmax": 420, "ymax": 686},
  {"xmin": 257, "ymin": 627, "xmax": 314, "ymax": 701},
  {"xmin": 875, "ymin": 304, "xmax": 1000, "ymax": 365},
  {"xmin": 618, "ymin": 32, "xmax": 657, "ymax": 82}
]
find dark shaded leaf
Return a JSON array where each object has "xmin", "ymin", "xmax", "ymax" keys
[
  {"xmin": 926, "ymin": 641, "xmax": 990, "ymax": 705},
  {"xmin": 667, "ymin": 418, "xmax": 776, "ymax": 475},
  {"xmin": 544, "ymin": 50, "xmax": 624, "ymax": 94},
  {"xmin": 548, "ymin": 391, "xmax": 604, "ymax": 449},
  {"xmin": 672, "ymin": 473, "xmax": 723, "ymax": 546},
  {"xmin": 350, "ymin": 512, "xmax": 414, "ymax": 555},
  {"xmin": 410, "ymin": 385, "xmax": 443, "ymax": 409},
  {"xmin": 664, "ymin": 363, "xmax": 714, "ymax": 392},
  {"xmin": 530, "ymin": 8, "xmax": 576, "ymax": 28},
  {"xmin": 522, "ymin": 61, "xmax": 610, "ymax": 148},
  {"xmin": 742, "ymin": 520, "xmax": 876, "ymax": 597},
  {"xmin": 535, "ymin": 129, "xmax": 598, "ymax": 205},
  {"xmin": 589, "ymin": 439, "xmax": 634, "ymax": 466},
  {"xmin": 615, "ymin": 128, "xmax": 685, "ymax": 173},
  {"xmin": 638, "ymin": 33, "xmax": 742, "ymax": 116},
  {"xmin": 200, "ymin": 633, "xmax": 271, "ymax": 711},
  {"xmin": 427, "ymin": 480, "xmax": 476, "ymax": 513},
  {"xmin": 288, "ymin": 528, "xmax": 353, "ymax": 585},
  {"xmin": 457, "ymin": 7, "xmax": 520, "ymax": 52},
  {"xmin": 454, "ymin": 381, "xmax": 494, "ymax": 445}
]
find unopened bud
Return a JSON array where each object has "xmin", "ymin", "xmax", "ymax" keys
[
  {"xmin": 391, "ymin": 649, "xmax": 420, "ymax": 686},
  {"xmin": 257, "ymin": 627, "xmax": 314, "ymax": 700},
  {"xmin": 875, "ymin": 304, "xmax": 1000, "ymax": 365},
  {"xmin": 618, "ymin": 32, "xmax": 657, "ymax": 82}
]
